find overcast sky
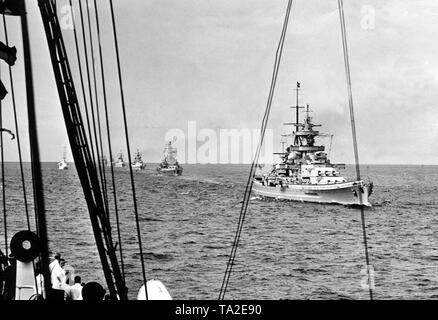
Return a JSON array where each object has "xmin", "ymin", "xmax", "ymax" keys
[{"xmin": 0, "ymin": 0, "xmax": 437, "ymax": 164}]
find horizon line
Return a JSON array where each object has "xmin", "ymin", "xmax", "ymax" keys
[{"xmin": 0, "ymin": 161, "xmax": 436, "ymax": 166}]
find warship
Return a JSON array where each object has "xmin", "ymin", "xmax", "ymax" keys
[
  {"xmin": 114, "ymin": 152, "xmax": 126, "ymax": 168},
  {"xmin": 57, "ymin": 148, "xmax": 68, "ymax": 170},
  {"xmin": 156, "ymin": 141, "xmax": 183, "ymax": 176},
  {"xmin": 253, "ymin": 83, "xmax": 373, "ymax": 206},
  {"xmin": 131, "ymin": 150, "xmax": 146, "ymax": 171}
]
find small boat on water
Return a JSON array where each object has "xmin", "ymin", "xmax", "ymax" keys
[
  {"xmin": 131, "ymin": 150, "xmax": 146, "ymax": 171},
  {"xmin": 57, "ymin": 148, "xmax": 68, "ymax": 170},
  {"xmin": 253, "ymin": 83, "xmax": 373, "ymax": 207},
  {"xmin": 114, "ymin": 152, "xmax": 126, "ymax": 168},
  {"xmin": 156, "ymin": 141, "xmax": 183, "ymax": 176}
]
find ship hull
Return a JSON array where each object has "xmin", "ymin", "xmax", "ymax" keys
[
  {"xmin": 132, "ymin": 163, "xmax": 146, "ymax": 171},
  {"xmin": 114, "ymin": 163, "xmax": 125, "ymax": 168},
  {"xmin": 157, "ymin": 167, "xmax": 183, "ymax": 176},
  {"xmin": 58, "ymin": 161, "xmax": 68, "ymax": 170},
  {"xmin": 253, "ymin": 180, "xmax": 371, "ymax": 206}
]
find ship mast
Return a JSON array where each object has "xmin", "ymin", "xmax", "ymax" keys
[
  {"xmin": 295, "ymin": 82, "xmax": 300, "ymax": 132},
  {"xmin": 292, "ymin": 82, "xmax": 304, "ymax": 145},
  {"xmin": 287, "ymin": 84, "xmax": 325, "ymax": 155},
  {"xmin": 21, "ymin": 3, "xmax": 52, "ymax": 299}
]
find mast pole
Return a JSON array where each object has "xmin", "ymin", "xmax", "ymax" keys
[
  {"xmin": 295, "ymin": 82, "xmax": 300, "ymax": 132},
  {"xmin": 21, "ymin": 4, "xmax": 52, "ymax": 299},
  {"xmin": 293, "ymin": 82, "xmax": 302, "ymax": 145}
]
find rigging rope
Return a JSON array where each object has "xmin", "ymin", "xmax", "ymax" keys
[
  {"xmin": 93, "ymin": 0, "xmax": 125, "ymax": 280},
  {"xmin": 109, "ymin": 0, "xmax": 149, "ymax": 299},
  {"xmin": 0, "ymin": 65, "xmax": 7, "ymax": 256},
  {"xmin": 337, "ymin": 0, "xmax": 373, "ymax": 300},
  {"xmin": 219, "ymin": 0, "xmax": 294, "ymax": 299},
  {"xmin": 3, "ymin": 14, "xmax": 40, "ymax": 295},
  {"xmin": 2, "ymin": 16, "xmax": 31, "ymax": 231},
  {"xmin": 77, "ymin": 0, "xmax": 98, "ymax": 167},
  {"xmin": 69, "ymin": 0, "xmax": 96, "ymax": 173},
  {"xmin": 84, "ymin": 0, "xmax": 110, "ymax": 218},
  {"xmin": 21, "ymin": 6, "xmax": 51, "ymax": 299}
]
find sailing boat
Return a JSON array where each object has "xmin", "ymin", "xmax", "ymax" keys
[
  {"xmin": 253, "ymin": 83, "xmax": 373, "ymax": 206},
  {"xmin": 156, "ymin": 141, "xmax": 183, "ymax": 176},
  {"xmin": 131, "ymin": 150, "xmax": 146, "ymax": 171},
  {"xmin": 57, "ymin": 147, "xmax": 68, "ymax": 170}
]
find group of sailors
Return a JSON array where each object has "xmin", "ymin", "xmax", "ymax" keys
[
  {"xmin": 38, "ymin": 252, "xmax": 84, "ymax": 300},
  {"xmin": 0, "ymin": 249, "xmax": 91, "ymax": 300}
]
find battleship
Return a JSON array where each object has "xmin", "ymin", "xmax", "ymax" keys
[
  {"xmin": 253, "ymin": 83, "xmax": 373, "ymax": 207},
  {"xmin": 131, "ymin": 150, "xmax": 146, "ymax": 171},
  {"xmin": 156, "ymin": 141, "xmax": 183, "ymax": 176}
]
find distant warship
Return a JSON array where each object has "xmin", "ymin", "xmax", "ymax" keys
[
  {"xmin": 253, "ymin": 83, "xmax": 373, "ymax": 206},
  {"xmin": 156, "ymin": 141, "xmax": 183, "ymax": 176},
  {"xmin": 114, "ymin": 152, "xmax": 126, "ymax": 168},
  {"xmin": 57, "ymin": 147, "xmax": 68, "ymax": 170},
  {"xmin": 131, "ymin": 150, "xmax": 146, "ymax": 171}
]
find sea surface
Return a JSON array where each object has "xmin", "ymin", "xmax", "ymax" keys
[{"xmin": 0, "ymin": 163, "xmax": 437, "ymax": 300}]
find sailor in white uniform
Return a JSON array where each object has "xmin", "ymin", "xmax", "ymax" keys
[
  {"xmin": 68, "ymin": 276, "xmax": 83, "ymax": 300},
  {"xmin": 49, "ymin": 253, "xmax": 66, "ymax": 290}
]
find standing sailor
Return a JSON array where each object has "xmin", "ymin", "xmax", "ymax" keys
[
  {"xmin": 68, "ymin": 276, "xmax": 83, "ymax": 300},
  {"xmin": 49, "ymin": 253, "xmax": 66, "ymax": 292},
  {"xmin": 49, "ymin": 253, "xmax": 68, "ymax": 300}
]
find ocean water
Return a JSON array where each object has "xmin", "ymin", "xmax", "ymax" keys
[{"xmin": 0, "ymin": 163, "xmax": 437, "ymax": 300}]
